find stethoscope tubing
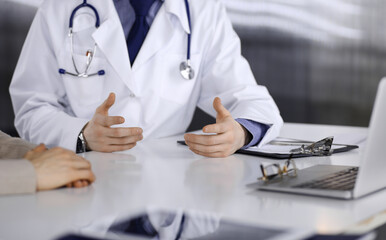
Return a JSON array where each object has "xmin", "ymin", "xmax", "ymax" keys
[
  {"xmin": 69, "ymin": 0, "xmax": 100, "ymax": 29},
  {"xmin": 184, "ymin": 0, "xmax": 192, "ymax": 62},
  {"xmin": 60, "ymin": 0, "xmax": 193, "ymax": 79}
]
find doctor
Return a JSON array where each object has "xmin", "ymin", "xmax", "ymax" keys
[{"xmin": 10, "ymin": 0, "xmax": 283, "ymax": 157}]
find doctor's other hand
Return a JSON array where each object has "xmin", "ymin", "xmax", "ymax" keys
[
  {"xmin": 83, "ymin": 93, "xmax": 143, "ymax": 152},
  {"xmin": 24, "ymin": 144, "xmax": 95, "ymax": 191},
  {"xmin": 184, "ymin": 97, "xmax": 250, "ymax": 158}
]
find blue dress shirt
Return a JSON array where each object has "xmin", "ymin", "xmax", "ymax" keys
[
  {"xmin": 113, "ymin": 0, "xmax": 164, "ymax": 40},
  {"xmin": 112, "ymin": 0, "xmax": 269, "ymax": 148}
]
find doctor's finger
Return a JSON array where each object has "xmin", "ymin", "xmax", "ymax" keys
[
  {"xmin": 213, "ymin": 97, "xmax": 231, "ymax": 118},
  {"xmin": 184, "ymin": 133, "xmax": 227, "ymax": 146},
  {"xmin": 95, "ymin": 114, "xmax": 125, "ymax": 127},
  {"xmin": 96, "ymin": 93, "xmax": 116, "ymax": 115},
  {"xmin": 107, "ymin": 135, "xmax": 143, "ymax": 145},
  {"xmin": 186, "ymin": 141, "xmax": 226, "ymax": 153},
  {"xmin": 105, "ymin": 127, "xmax": 143, "ymax": 138},
  {"xmin": 203, "ymin": 122, "xmax": 231, "ymax": 134}
]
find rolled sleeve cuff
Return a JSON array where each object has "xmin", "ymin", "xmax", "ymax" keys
[{"xmin": 236, "ymin": 118, "xmax": 269, "ymax": 149}]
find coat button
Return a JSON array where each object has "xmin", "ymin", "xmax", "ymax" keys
[{"xmin": 130, "ymin": 93, "xmax": 136, "ymax": 98}]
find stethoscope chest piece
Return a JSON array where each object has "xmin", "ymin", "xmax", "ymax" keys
[{"xmin": 180, "ymin": 61, "xmax": 195, "ymax": 80}]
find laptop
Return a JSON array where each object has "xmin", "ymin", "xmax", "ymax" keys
[{"xmin": 254, "ymin": 78, "xmax": 386, "ymax": 199}]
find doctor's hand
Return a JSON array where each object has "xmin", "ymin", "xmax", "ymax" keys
[
  {"xmin": 184, "ymin": 97, "xmax": 250, "ymax": 158},
  {"xmin": 83, "ymin": 93, "xmax": 143, "ymax": 152},
  {"xmin": 24, "ymin": 144, "xmax": 95, "ymax": 191}
]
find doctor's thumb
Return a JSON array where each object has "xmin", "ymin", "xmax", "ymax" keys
[
  {"xmin": 97, "ymin": 93, "xmax": 116, "ymax": 114},
  {"xmin": 213, "ymin": 97, "xmax": 230, "ymax": 118}
]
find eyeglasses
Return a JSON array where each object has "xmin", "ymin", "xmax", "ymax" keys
[
  {"xmin": 258, "ymin": 159, "xmax": 298, "ymax": 183},
  {"xmin": 289, "ymin": 136, "xmax": 333, "ymax": 156}
]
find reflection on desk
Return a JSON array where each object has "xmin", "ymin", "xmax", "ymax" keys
[{"xmin": 65, "ymin": 207, "xmax": 310, "ymax": 240}]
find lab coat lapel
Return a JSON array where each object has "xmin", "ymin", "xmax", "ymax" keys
[
  {"xmin": 92, "ymin": 7, "xmax": 138, "ymax": 96},
  {"xmin": 132, "ymin": 0, "xmax": 190, "ymax": 71}
]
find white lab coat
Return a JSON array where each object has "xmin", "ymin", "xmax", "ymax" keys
[{"xmin": 10, "ymin": 0, "xmax": 283, "ymax": 151}]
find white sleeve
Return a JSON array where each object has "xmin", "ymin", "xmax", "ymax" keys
[
  {"xmin": 197, "ymin": 1, "xmax": 283, "ymax": 146},
  {"xmin": 10, "ymin": 8, "xmax": 89, "ymax": 151}
]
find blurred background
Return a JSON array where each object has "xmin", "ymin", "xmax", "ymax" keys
[{"xmin": 1, "ymin": 0, "xmax": 385, "ymax": 136}]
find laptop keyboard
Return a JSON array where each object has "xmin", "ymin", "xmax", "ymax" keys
[{"xmin": 292, "ymin": 167, "xmax": 358, "ymax": 191}]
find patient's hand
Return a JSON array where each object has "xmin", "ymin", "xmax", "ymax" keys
[{"xmin": 24, "ymin": 144, "xmax": 95, "ymax": 191}]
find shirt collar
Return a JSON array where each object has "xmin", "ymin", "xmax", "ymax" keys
[{"xmin": 111, "ymin": 0, "xmax": 190, "ymax": 34}]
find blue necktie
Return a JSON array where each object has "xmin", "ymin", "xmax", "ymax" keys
[{"xmin": 127, "ymin": 0, "xmax": 155, "ymax": 65}]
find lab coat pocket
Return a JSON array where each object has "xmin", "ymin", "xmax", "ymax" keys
[
  {"xmin": 59, "ymin": 53, "xmax": 106, "ymax": 108},
  {"xmin": 159, "ymin": 53, "xmax": 202, "ymax": 105}
]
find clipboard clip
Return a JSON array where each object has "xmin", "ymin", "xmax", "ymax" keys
[{"xmin": 290, "ymin": 136, "xmax": 334, "ymax": 156}]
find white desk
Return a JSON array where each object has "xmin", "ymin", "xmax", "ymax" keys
[{"xmin": 1, "ymin": 123, "xmax": 385, "ymax": 240}]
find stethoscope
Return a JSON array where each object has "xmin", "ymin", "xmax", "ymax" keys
[{"xmin": 59, "ymin": 0, "xmax": 195, "ymax": 80}]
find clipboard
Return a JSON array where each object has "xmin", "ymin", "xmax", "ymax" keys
[
  {"xmin": 236, "ymin": 145, "xmax": 358, "ymax": 159},
  {"xmin": 177, "ymin": 137, "xmax": 359, "ymax": 160}
]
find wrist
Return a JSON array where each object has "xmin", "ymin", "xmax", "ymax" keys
[
  {"xmin": 242, "ymin": 126, "xmax": 252, "ymax": 146},
  {"xmin": 236, "ymin": 123, "xmax": 251, "ymax": 149}
]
